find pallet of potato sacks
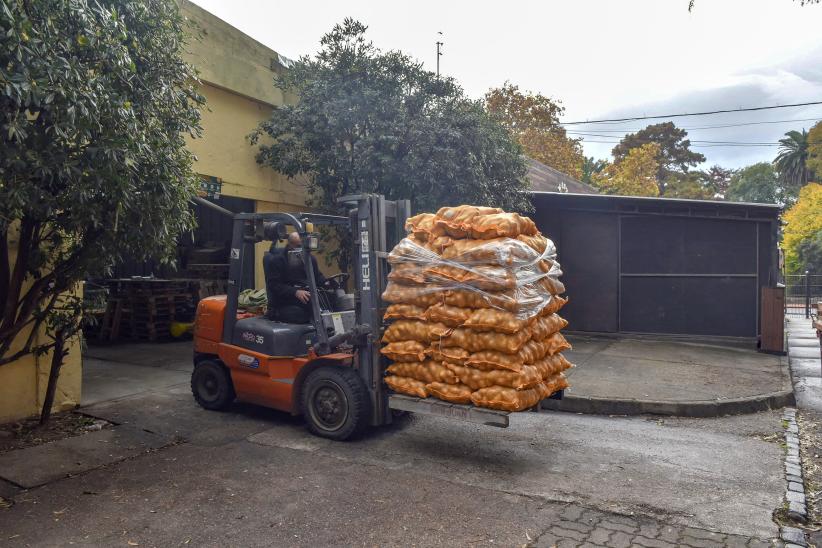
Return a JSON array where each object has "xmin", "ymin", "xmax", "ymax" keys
[{"xmin": 380, "ymin": 205, "xmax": 573, "ymax": 414}]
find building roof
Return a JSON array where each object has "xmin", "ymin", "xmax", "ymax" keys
[
  {"xmin": 525, "ymin": 158, "xmax": 598, "ymax": 195},
  {"xmin": 530, "ymin": 191, "xmax": 782, "ymax": 220},
  {"xmin": 179, "ymin": 0, "xmax": 292, "ymax": 107}
]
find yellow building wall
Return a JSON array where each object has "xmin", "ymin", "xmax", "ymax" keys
[
  {"xmin": 0, "ymin": 334, "xmax": 83, "ymax": 424},
  {"xmin": 0, "ymin": 227, "xmax": 82, "ymax": 423},
  {"xmin": 180, "ymin": 1, "xmax": 342, "ymax": 288},
  {"xmin": 187, "ymin": 83, "xmax": 308, "ymax": 208}
]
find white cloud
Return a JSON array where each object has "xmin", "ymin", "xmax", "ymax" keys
[{"xmin": 189, "ymin": 0, "xmax": 822, "ymax": 169}]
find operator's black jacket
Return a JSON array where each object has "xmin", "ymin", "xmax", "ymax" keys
[{"xmin": 263, "ymin": 244, "xmax": 326, "ymax": 311}]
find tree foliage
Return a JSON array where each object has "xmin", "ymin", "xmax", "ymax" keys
[
  {"xmin": 581, "ymin": 156, "xmax": 607, "ymax": 185},
  {"xmin": 704, "ymin": 165, "xmax": 736, "ymax": 199},
  {"xmin": 726, "ymin": 163, "xmax": 781, "ymax": 204},
  {"xmin": 783, "ymin": 183, "xmax": 822, "ymax": 274},
  {"xmin": 591, "ymin": 143, "xmax": 660, "ymax": 196},
  {"xmin": 252, "ymin": 20, "xmax": 529, "ymax": 269},
  {"xmin": 806, "ymin": 121, "xmax": 822, "ymax": 181},
  {"xmin": 774, "ymin": 129, "xmax": 811, "ymax": 199},
  {"xmin": 796, "ymin": 229, "xmax": 822, "ymax": 274},
  {"xmin": 662, "ymin": 171, "xmax": 713, "ymax": 199},
  {"xmin": 484, "ymin": 83, "xmax": 584, "ymax": 180},
  {"xmin": 0, "ymin": 0, "xmax": 202, "ymax": 420},
  {"xmin": 612, "ymin": 122, "xmax": 705, "ymax": 194}
]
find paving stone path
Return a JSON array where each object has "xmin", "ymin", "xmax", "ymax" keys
[{"xmin": 532, "ymin": 505, "xmax": 779, "ymax": 548}]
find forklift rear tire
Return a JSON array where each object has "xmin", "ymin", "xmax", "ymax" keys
[
  {"xmin": 191, "ymin": 360, "xmax": 235, "ymax": 411},
  {"xmin": 301, "ymin": 366, "xmax": 370, "ymax": 441}
]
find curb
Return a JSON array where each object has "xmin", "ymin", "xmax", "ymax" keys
[
  {"xmin": 540, "ymin": 389, "xmax": 796, "ymax": 417},
  {"xmin": 543, "ymin": 356, "xmax": 796, "ymax": 417},
  {"xmin": 781, "ymin": 407, "xmax": 808, "ymax": 547}
]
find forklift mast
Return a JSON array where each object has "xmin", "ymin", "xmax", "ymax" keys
[{"xmin": 341, "ymin": 194, "xmax": 411, "ymax": 426}]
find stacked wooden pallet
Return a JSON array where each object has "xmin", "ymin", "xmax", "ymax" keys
[{"xmin": 97, "ymin": 279, "xmax": 194, "ymax": 342}]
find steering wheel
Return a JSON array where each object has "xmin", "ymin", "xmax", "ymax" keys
[{"xmin": 325, "ymin": 273, "xmax": 350, "ymax": 290}]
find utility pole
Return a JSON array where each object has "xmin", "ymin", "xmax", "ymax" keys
[{"xmin": 436, "ymin": 32, "xmax": 443, "ymax": 76}]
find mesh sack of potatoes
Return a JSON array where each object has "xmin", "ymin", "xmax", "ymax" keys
[
  {"xmin": 381, "ymin": 204, "xmax": 572, "ymax": 410},
  {"xmin": 470, "ymin": 373, "xmax": 570, "ymax": 412},
  {"xmin": 384, "ymin": 375, "xmax": 429, "ymax": 398},
  {"xmin": 387, "ymin": 361, "xmax": 460, "ymax": 384},
  {"xmin": 384, "ymin": 303, "xmax": 428, "ymax": 322}
]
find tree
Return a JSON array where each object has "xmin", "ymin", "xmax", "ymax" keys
[
  {"xmin": 726, "ymin": 163, "xmax": 781, "ymax": 204},
  {"xmin": 252, "ymin": 20, "xmax": 529, "ymax": 269},
  {"xmin": 704, "ymin": 165, "xmax": 736, "ymax": 199},
  {"xmin": 774, "ymin": 129, "xmax": 811, "ymax": 200},
  {"xmin": 806, "ymin": 121, "xmax": 822, "ymax": 181},
  {"xmin": 612, "ymin": 122, "xmax": 706, "ymax": 194},
  {"xmin": 484, "ymin": 83, "xmax": 584, "ymax": 180},
  {"xmin": 581, "ymin": 156, "xmax": 608, "ymax": 185},
  {"xmin": 783, "ymin": 183, "xmax": 822, "ymax": 273},
  {"xmin": 796, "ymin": 229, "xmax": 822, "ymax": 274},
  {"xmin": 663, "ymin": 171, "xmax": 713, "ymax": 199},
  {"xmin": 591, "ymin": 143, "xmax": 660, "ymax": 196},
  {"xmin": 0, "ymin": 0, "xmax": 203, "ymax": 422}
]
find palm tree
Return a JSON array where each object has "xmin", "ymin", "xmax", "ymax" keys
[{"xmin": 774, "ymin": 129, "xmax": 811, "ymax": 195}]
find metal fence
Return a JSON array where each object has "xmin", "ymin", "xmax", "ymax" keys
[{"xmin": 785, "ymin": 273, "xmax": 822, "ymax": 318}]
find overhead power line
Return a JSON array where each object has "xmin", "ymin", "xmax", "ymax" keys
[
  {"xmin": 568, "ymin": 131, "xmax": 779, "ymax": 144},
  {"xmin": 580, "ymin": 139, "xmax": 780, "ymax": 148},
  {"xmin": 564, "ymin": 117, "xmax": 822, "ymax": 134},
  {"xmin": 560, "ymin": 101, "xmax": 822, "ymax": 125}
]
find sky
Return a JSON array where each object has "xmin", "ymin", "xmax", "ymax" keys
[{"xmin": 190, "ymin": 0, "xmax": 822, "ymax": 169}]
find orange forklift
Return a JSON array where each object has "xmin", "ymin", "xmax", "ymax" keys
[{"xmin": 190, "ymin": 194, "xmax": 528, "ymax": 440}]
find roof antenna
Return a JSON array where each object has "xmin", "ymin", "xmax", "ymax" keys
[{"xmin": 436, "ymin": 32, "xmax": 443, "ymax": 77}]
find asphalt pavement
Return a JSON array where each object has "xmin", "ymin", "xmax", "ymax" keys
[{"xmin": 0, "ymin": 342, "xmax": 789, "ymax": 546}]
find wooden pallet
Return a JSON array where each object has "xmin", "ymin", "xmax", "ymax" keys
[{"xmin": 97, "ymin": 280, "xmax": 194, "ymax": 342}]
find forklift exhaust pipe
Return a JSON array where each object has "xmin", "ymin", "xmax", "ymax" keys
[{"xmin": 191, "ymin": 195, "xmax": 234, "ymax": 218}]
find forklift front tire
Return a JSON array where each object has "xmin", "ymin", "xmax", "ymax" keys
[
  {"xmin": 301, "ymin": 366, "xmax": 370, "ymax": 441},
  {"xmin": 191, "ymin": 360, "xmax": 235, "ymax": 411}
]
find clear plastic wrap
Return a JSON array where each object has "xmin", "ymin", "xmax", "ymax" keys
[
  {"xmin": 390, "ymin": 235, "xmax": 556, "ymax": 268},
  {"xmin": 384, "ymin": 235, "xmax": 562, "ymax": 319},
  {"xmin": 425, "ymin": 303, "xmax": 473, "ymax": 327}
]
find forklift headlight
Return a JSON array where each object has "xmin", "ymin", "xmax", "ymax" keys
[{"xmin": 308, "ymin": 234, "xmax": 319, "ymax": 250}]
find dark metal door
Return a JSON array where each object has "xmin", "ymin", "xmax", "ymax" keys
[
  {"xmin": 558, "ymin": 211, "xmax": 619, "ymax": 332},
  {"xmin": 619, "ymin": 216, "xmax": 758, "ymax": 337}
]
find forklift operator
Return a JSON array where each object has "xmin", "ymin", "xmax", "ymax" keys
[{"xmin": 263, "ymin": 232, "xmax": 326, "ymax": 323}]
